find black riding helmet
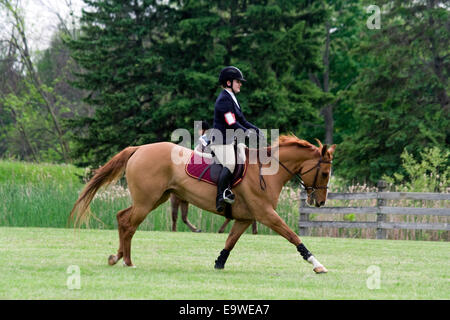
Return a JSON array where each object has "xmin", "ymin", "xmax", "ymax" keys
[{"xmin": 219, "ymin": 66, "xmax": 246, "ymax": 87}]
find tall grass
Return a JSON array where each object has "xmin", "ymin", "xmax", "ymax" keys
[
  {"xmin": 0, "ymin": 160, "xmax": 448, "ymax": 240},
  {"xmin": 0, "ymin": 160, "xmax": 85, "ymax": 185},
  {"xmin": 0, "ymin": 160, "xmax": 86, "ymax": 228},
  {"xmin": 0, "ymin": 160, "xmax": 249, "ymax": 233}
]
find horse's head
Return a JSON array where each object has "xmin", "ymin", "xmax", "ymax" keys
[{"xmin": 301, "ymin": 140, "xmax": 336, "ymax": 207}]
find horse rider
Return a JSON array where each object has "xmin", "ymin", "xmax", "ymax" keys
[{"xmin": 208, "ymin": 66, "xmax": 261, "ymax": 212}]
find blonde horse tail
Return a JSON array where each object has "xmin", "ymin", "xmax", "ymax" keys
[{"xmin": 69, "ymin": 146, "xmax": 139, "ymax": 228}]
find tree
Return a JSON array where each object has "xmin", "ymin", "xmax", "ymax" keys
[
  {"xmin": 65, "ymin": 0, "xmax": 175, "ymax": 166},
  {"xmin": 307, "ymin": 0, "xmax": 367, "ymax": 145},
  {"xmin": 37, "ymin": 28, "xmax": 92, "ymax": 121},
  {"xmin": 335, "ymin": 0, "xmax": 449, "ymax": 183},
  {"xmin": 66, "ymin": 0, "xmax": 328, "ymax": 167},
  {"xmin": 0, "ymin": 0, "xmax": 72, "ymax": 162}
]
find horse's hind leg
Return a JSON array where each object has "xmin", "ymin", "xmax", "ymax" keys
[
  {"xmin": 180, "ymin": 201, "xmax": 201, "ymax": 232},
  {"xmin": 218, "ymin": 219, "xmax": 231, "ymax": 233},
  {"xmin": 170, "ymin": 195, "xmax": 179, "ymax": 232},
  {"xmin": 119, "ymin": 191, "xmax": 171, "ymax": 267},
  {"xmin": 109, "ymin": 204, "xmax": 152, "ymax": 267},
  {"xmin": 251, "ymin": 221, "xmax": 258, "ymax": 234},
  {"xmin": 121, "ymin": 205, "xmax": 149, "ymax": 267},
  {"xmin": 108, "ymin": 206, "xmax": 132, "ymax": 266}
]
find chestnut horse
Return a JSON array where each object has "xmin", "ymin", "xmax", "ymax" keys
[{"xmin": 70, "ymin": 135, "xmax": 335, "ymax": 273}]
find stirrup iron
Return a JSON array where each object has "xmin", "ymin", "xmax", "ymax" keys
[{"xmin": 223, "ymin": 188, "xmax": 235, "ymax": 204}]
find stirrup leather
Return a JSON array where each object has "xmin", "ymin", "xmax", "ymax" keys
[{"xmin": 223, "ymin": 188, "xmax": 235, "ymax": 204}]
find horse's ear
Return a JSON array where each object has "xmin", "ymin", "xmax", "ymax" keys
[
  {"xmin": 321, "ymin": 144, "xmax": 328, "ymax": 157},
  {"xmin": 314, "ymin": 138, "xmax": 323, "ymax": 150},
  {"xmin": 328, "ymin": 144, "xmax": 336, "ymax": 155}
]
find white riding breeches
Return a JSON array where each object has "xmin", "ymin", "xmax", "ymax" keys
[{"xmin": 210, "ymin": 144, "xmax": 235, "ymax": 173}]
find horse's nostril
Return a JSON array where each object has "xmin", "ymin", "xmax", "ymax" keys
[{"xmin": 319, "ymin": 201, "xmax": 325, "ymax": 207}]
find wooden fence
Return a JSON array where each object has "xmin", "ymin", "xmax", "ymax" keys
[{"xmin": 298, "ymin": 181, "xmax": 450, "ymax": 239}]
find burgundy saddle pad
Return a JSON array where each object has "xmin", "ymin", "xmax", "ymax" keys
[{"xmin": 185, "ymin": 152, "xmax": 247, "ymax": 187}]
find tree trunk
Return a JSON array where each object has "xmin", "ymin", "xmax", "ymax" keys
[
  {"xmin": 321, "ymin": 21, "xmax": 333, "ymax": 144},
  {"xmin": 427, "ymin": 0, "xmax": 449, "ymax": 112},
  {"xmin": 322, "ymin": 104, "xmax": 334, "ymax": 145}
]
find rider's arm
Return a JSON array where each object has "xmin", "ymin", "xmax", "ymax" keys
[
  {"xmin": 237, "ymin": 113, "xmax": 259, "ymax": 133},
  {"xmin": 217, "ymin": 99, "xmax": 252, "ymax": 132}
]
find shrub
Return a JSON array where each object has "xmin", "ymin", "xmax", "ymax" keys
[{"xmin": 382, "ymin": 146, "xmax": 449, "ymax": 192}]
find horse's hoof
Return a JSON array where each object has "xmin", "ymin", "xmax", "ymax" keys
[
  {"xmin": 214, "ymin": 263, "xmax": 225, "ymax": 270},
  {"xmin": 108, "ymin": 255, "xmax": 118, "ymax": 266},
  {"xmin": 313, "ymin": 266, "xmax": 328, "ymax": 274},
  {"xmin": 123, "ymin": 261, "xmax": 136, "ymax": 268},
  {"xmin": 195, "ymin": 229, "xmax": 202, "ymax": 233}
]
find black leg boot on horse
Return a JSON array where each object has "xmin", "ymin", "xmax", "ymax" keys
[{"xmin": 216, "ymin": 167, "xmax": 235, "ymax": 212}]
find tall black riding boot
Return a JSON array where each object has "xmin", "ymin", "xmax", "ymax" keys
[{"xmin": 216, "ymin": 167, "xmax": 233, "ymax": 212}]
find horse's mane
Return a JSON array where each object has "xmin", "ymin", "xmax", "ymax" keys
[
  {"xmin": 276, "ymin": 134, "xmax": 317, "ymax": 150},
  {"xmin": 258, "ymin": 134, "xmax": 318, "ymax": 157}
]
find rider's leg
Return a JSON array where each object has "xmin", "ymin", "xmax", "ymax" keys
[
  {"xmin": 211, "ymin": 144, "xmax": 235, "ymax": 212},
  {"xmin": 216, "ymin": 166, "xmax": 233, "ymax": 212}
]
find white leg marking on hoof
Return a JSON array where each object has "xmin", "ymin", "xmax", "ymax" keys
[
  {"xmin": 123, "ymin": 261, "xmax": 136, "ymax": 268},
  {"xmin": 307, "ymin": 256, "xmax": 328, "ymax": 273},
  {"xmin": 307, "ymin": 256, "xmax": 323, "ymax": 268}
]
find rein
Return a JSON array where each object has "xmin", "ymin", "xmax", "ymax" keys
[
  {"xmin": 276, "ymin": 155, "xmax": 332, "ymax": 192},
  {"xmin": 256, "ymin": 142, "xmax": 331, "ymax": 192}
]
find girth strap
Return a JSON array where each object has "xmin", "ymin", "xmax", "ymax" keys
[
  {"xmin": 197, "ymin": 163, "xmax": 214, "ymax": 181},
  {"xmin": 225, "ymin": 204, "xmax": 233, "ymax": 220}
]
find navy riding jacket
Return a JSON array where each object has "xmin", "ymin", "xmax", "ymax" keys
[{"xmin": 212, "ymin": 90, "xmax": 259, "ymax": 144}]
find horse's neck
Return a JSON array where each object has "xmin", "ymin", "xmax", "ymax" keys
[
  {"xmin": 246, "ymin": 145, "xmax": 317, "ymax": 187},
  {"xmin": 273, "ymin": 146, "xmax": 318, "ymax": 186}
]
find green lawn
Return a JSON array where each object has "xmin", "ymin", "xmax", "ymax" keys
[{"xmin": 0, "ymin": 227, "xmax": 448, "ymax": 299}]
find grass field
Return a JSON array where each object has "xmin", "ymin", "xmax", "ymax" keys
[{"xmin": 0, "ymin": 227, "xmax": 448, "ymax": 300}]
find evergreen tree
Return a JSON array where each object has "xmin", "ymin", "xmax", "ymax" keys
[
  {"xmin": 67, "ymin": 0, "xmax": 328, "ymax": 167},
  {"xmin": 308, "ymin": 0, "xmax": 367, "ymax": 145},
  {"xmin": 65, "ymin": 0, "xmax": 174, "ymax": 166},
  {"xmin": 335, "ymin": 0, "xmax": 449, "ymax": 183},
  {"xmin": 149, "ymin": 0, "xmax": 329, "ymax": 141}
]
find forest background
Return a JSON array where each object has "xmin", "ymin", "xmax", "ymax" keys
[{"xmin": 0, "ymin": 0, "xmax": 448, "ymax": 188}]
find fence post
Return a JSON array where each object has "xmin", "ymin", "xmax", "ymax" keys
[
  {"xmin": 299, "ymin": 189, "xmax": 310, "ymax": 236},
  {"xmin": 376, "ymin": 180, "xmax": 387, "ymax": 239}
]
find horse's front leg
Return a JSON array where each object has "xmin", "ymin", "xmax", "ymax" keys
[
  {"xmin": 257, "ymin": 209, "xmax": 327, "ymax": 274},
  {"xmin": 214, "ymin": 219, "xmax": 253, "ymax": 269}
]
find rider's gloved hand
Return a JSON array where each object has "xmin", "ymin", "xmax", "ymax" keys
[
  {"xmin": 199, "ymin": 134, "xmax": 211, "ymax": 147},
  {"xmin": 246, "ymin": 128, "xmax": 259, "ymax": 138}
]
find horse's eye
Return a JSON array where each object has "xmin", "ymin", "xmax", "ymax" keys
[{"xmin": 322, "ymin": 172, "xmax": 329, "ymax": 178}]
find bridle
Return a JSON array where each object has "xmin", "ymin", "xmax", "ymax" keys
[
  {"xmin": 255, "ymin": 135, "xmax": 332, "ymax": 193},
  {"xmin": 277, "ymin": 156, "xmax": 332, "ymax": 193}
]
